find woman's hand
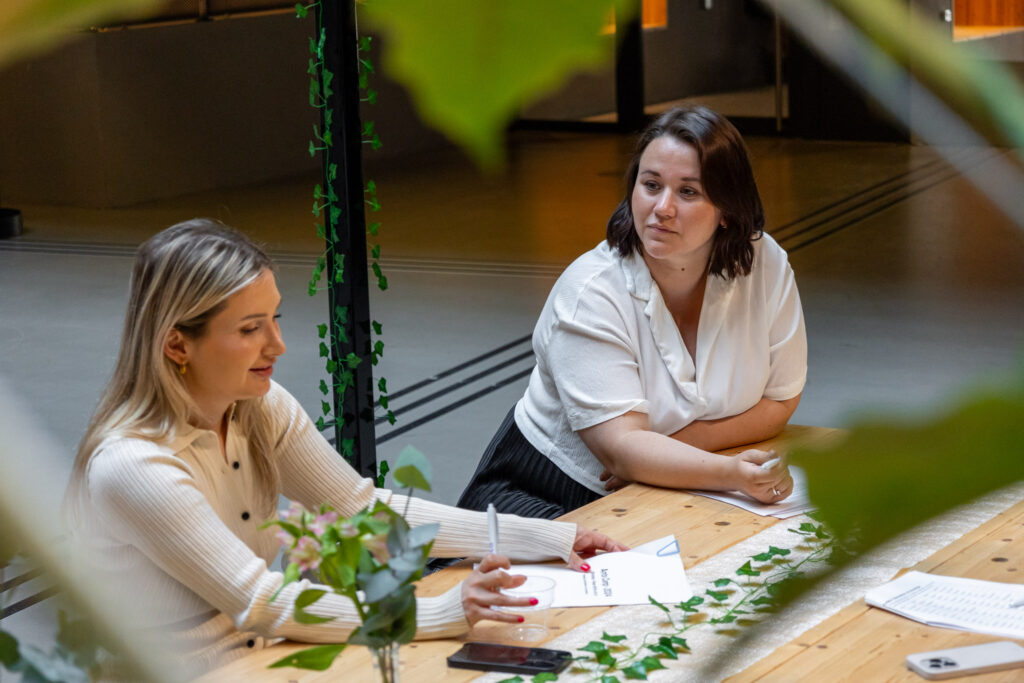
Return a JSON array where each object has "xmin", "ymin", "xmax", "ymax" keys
[
  {"xmin": 731, "ymin": 449, "xmax": 793, "ymax": 504},
  {"xmin": 461, "ymin": 554, "xmax": 534, "ymax": 627},
  {"xmin": 569, "ymin": 527, "xmax": 630, "ymax": 571},
  {"xmin": 599, "ymin": 468, "xmax": 631, "ymax": 492}
]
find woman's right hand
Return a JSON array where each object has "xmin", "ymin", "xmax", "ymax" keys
[
  {"xmin": 731, "ymin": 449, "xmax": 793, "ymax": 504},
  {"xmin": 460, "ymin": 554, "xmax": 535, "ymax": 627}
]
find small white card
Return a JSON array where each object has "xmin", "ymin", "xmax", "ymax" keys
[{"xmin": 507, "ymin": 535, "xmax": 691, "ymax": 608}]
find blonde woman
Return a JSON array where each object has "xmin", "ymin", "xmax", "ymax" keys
[{"xmin": 65, "ymin": 219, "xmax": 624, "ymax": 676}]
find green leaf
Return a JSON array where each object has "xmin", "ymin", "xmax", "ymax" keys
[
  {"xmin": 596, "ymin": 649, "xmax": 616, "ymax": 667},
  {"xmin": 386, "ymin": 411, "xmax": 396, "ymax": 425},
  {"xmin": 363, "ymin": 569, "xmax": 402, "ymax": 603},
  {"xmin": 579, "ymin": 641, "xmax": 607, "ymax": 654},
  {"xmin": 601, "ymin": 631, "xmax": 627, "ymax": 643},
  {"xmin": 368, "ymin": 221, "xmax": 381, "ymax": 236},
  {"xmin": 639, "ymin": 656, "xmax": 665, "ymax": 672},
  {"xmin": 600, "ymin": 677, "xmax": 621, "ymax": 683},
  {"xmin": 360, "ymin": 0, "xmax": 624, "ymax": 167},
  {"xmin": 321, "ymin": 400, "xmax": 331, "ymax": 415},
  {"xmin": 647, "ymin": 595, "xmax": 669, "ymax": 613},
  {"xmin": 647, "ymin": 643, "xmax": 677, "ymax": 659},
  {"xmin": 705, "ymin": 589, "xmax": 728, "ymax": 602},
  {"xmin": 371, "ymin": 244, "xmax": 381, "ymax": 259},
  {"xmin": 359, "ymin": 35, "xmax": 372, "ymax": 52},
  {"xmin": 622, "ymin": 661, "xmax": 649, "ymax": 680},
  {"xmin": 392, "ymin": 446, "xmax": 432, "ymax": 492},
  {"xmin": 713, "ymin": 578, "xmax": 731, "ymax": 587},
  {"xmin": 377, "ymin": 376, "xmax": 387, "ymax": 392},
  {"xmin": 531, "ymin": 674, "xmax": 558, "ymax": 683},
  {"xmin": 794, "ymin": 378, "xmax": 1024, "ymax": 557},
  {"xmin": 294, "ymin": 589, "xmax": 334, "ymax": 624},
  {"xmin": 769, "ymin": 545, "xmax": 791, "ymax": 557},
  {"xmin": 497, "ymin": 677, "xmax": 524, "ymax": 683},
  {"xmin": 0, "ymin": 629, "xmax": 19, "ymax": 669},
  {"xmin": 294, "ymin": 3, "xmax": 307, "ymax": 18},
  {"xmin": 269, "ymin": 643, "xmax": 346, "ymax": 670},
  {"xmin": 736, "ymin": 560, "xmax": 760, "ymax": 577},
  {"xmin": 317, "ymin": 323, "xmax": 328, "ymax": 339},
  {"xmin": 752, "ymin": 552, "xmax": 773, "ymax": 562}
]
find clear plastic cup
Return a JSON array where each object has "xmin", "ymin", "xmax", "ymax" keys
[{"xmin": 498, "ymin": 574, "xmax": 556, "ymax": 642}]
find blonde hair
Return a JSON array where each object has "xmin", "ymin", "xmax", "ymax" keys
[{"xmin": 68, "ymin": 219, "xmax": 279, "ymax": 519}]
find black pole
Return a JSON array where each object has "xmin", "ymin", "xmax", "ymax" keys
[
  {"xmin": 318, "ymin": 0, "xmax": 377, "ymax": 478},
  {"xmin": 614, "ymin": 0, "xmax": 645, "ymax": 133}
]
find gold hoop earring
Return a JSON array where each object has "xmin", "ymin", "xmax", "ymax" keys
[{"xmin": 179, "ymin": 363, "xmax": 187, "ymax": 376}]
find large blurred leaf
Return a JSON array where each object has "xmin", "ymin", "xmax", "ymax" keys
[
  {"xmin": 824, "ymin": 0, "xmax": 1024, "ymax": 147},
  {"xmin": 793, "ymin": 374, "xmax": 1024, "ymax": 554},
  {"xmin": 0, "ymin": 0, "xmax": 163, "ymax": 68},
  {"xmin": 361, "ymin": 0, "xmax": 627, "ymax": 167}
]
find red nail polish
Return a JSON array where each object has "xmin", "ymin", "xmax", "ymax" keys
[
  {"xmin": 581, "ymin": 563, "xmax": 591, "ymax": 572},
  {"xmin": 529, "ymin": 597, "xmax": 539, "ymax": 606},
  {"xmin": 517, "ymin": 616, "xmax": 525, "ymax": 623}
]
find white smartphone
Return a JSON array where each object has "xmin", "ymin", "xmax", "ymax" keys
[{"xmin": 906, "ymin": 641, "xmax": 1024, "ymax": 680}]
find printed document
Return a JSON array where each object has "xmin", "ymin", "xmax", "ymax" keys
[
  {"xmin": 865, "ymin": 570, "xmax": 1024, "ymax": 640},
  {"xmin": 508, "ymin": 535, "xmax": 691, "ymax": 608},
  {"xmin": 685, "ymin": 465, "xmax": 815, "ymax": 518}
]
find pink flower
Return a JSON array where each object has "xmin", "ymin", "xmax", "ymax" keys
[
  {"xmin": 275, "ymin": 528, "xmax": 294, "ymax": 549},
  {"xmin": 290, "ymin": 536, "xmax": 322, "ymax": 572},
  {"xmin": 310, "ymin": 510, "xmax": 340, "ymax": 536},
  {"xmin": 282, "ymin": 501, "xmax": 305, "ymax": 526},
  {"xmin": 362, "ymin": 532, "xmax": 390, "ymax": 564}
]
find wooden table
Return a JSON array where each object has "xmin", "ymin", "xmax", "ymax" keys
[
  {"xmin": 196, "ymin": 425, "xmax": 841, "ymax": 682},
  {"xmin": 729, "ymin": 496, "xmax": 1024, "ymax": 682}
]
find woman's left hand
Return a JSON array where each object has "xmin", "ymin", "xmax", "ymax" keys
[{"xmin": 568, "ymin": 527, "xmax": 629, "ymax": 571}]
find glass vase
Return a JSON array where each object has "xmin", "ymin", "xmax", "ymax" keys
[{"xmin": 371, "ymin": 642, "xmax": 400, "ymax": 683}]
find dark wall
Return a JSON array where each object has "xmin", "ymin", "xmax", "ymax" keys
[{"xmin": 522, "ymin": 0, "xmax": 775, "ymax": 120}]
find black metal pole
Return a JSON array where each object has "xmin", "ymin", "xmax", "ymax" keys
[
  {"xmin": 614, "ymin": 0, "xmax": 645, "ymax": 133},
  {"xmin": 318, "ymin": 0, "xmax": 376, "ymax": 478}
]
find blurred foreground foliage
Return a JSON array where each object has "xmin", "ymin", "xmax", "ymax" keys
[
  {"xmin": 0, "ymin": 0, "xmax": 162, "ymax": 67},
  {"xmin": 794, "ymin": 362, "xmax": 1024, "ymax": 555}
]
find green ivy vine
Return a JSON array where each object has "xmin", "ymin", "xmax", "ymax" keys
[
  {"xmin": 500, "ymin": 516, "xmax": 849, "ymax": 682},
  {"xmin": 297, "ymin": 1, "xmax": 395, "ymax": 484}
]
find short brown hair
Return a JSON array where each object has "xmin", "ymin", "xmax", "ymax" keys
[{"xmin": 606, "ymin": 106, "xmax": 764, "ymax": 279}]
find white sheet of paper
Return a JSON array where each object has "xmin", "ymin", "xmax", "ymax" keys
[
  {"xmin": 865, "ymin": 570, "xmax": 1024, "ymax": 640},
  {"xmin": 508, "ymin": 535, "xmax": 692, "ymax": 608},
  {"xmin": 685, "ymin": 465, "xmax": 815, "ymax": 518}
]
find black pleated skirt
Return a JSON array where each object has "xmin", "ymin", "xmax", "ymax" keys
[{"xmin": 456, "ymin": 407, "xmax": 601, "ymax": 520}]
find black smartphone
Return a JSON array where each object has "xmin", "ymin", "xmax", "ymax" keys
[{"xmin": 447, "ymin": 641, "xmax": 572, "ymax": 675}]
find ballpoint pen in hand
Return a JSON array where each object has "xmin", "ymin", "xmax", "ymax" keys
[
  {"xmin": 760, "ymin": 450, "xmax": 780, "ymax": 472},
  {"xmin": 487, "ymin": 502, "xmax": 499, "ymax": 555}
]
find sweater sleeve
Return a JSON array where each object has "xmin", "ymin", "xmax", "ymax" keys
[
  {"xmin": 85, "ymin": 439, "xmax": 468, "ymax": 643},
  {"xmin": 267, "ymin": 382, "xmax": 577, "ymax": 562}
]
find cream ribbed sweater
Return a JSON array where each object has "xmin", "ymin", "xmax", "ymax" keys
[{"xmin": 70, "ymin": 381, "xmax": 576, "ymax": 676}]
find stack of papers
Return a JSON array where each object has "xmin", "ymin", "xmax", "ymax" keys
[
  {"xmin": 865, "ymin": 570, "xmax": 1024, "ymax": 640},
  {"xmin": 686, "ymin": 465, "xmax": 815, "ymax": 518},
  {"xmin": 508, "ymin": 535, "xmax": 691, "ymax": 608}
]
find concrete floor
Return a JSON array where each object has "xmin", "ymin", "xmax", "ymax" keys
[{"xmin": 2, "ymin": 129, "xmax": 1023, "ymax": 670}]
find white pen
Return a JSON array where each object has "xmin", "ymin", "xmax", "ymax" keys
[
  {"xmin": 760, "ymin": 452, "xmax": 780, "ymax": 472},
  {"xmin": 487, "ymin": 503, "xmax": 499, "ymax": 555},
  {"xmin": 1010, "ymin": 598, "xmax": 1024, "ymax": 608}
]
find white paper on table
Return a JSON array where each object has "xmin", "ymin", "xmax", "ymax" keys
[
  {"xmin": 865, "ymin": 570, "xmax": 1024, "ymax": 640},
  {"xmin": 508, "ymin": 535, "xmax": 691, "ymax": 608},
  {"xmin": 685, "ymin": 465, "xmax": 815, "ymax": 518}
]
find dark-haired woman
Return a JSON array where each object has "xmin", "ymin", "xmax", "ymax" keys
[{"xmin": 457, "ymin": 106, "xmax": 806, "ymax": 519}]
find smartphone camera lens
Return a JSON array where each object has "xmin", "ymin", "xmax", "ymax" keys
[{"xmin": 925, "ymin": 656, "xmax": 956, "ymax": 669}]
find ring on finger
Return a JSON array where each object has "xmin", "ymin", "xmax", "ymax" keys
[{"xmin": 772, "ymin": 487, "xmax": 781, "ymax": 496}]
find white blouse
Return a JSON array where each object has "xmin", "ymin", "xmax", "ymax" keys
[{"xmin": 516, "ymin": 234, "xmax": 807, "ymax": 494}]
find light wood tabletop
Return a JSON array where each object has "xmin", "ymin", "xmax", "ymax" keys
[
  {"xmin": 195, "ymin": 425, "xmax": 842, "ymax": 682},
  {"xmin": 728, "ymin": 496, "xmax": 1024, "ymax": 682}
]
